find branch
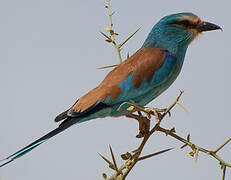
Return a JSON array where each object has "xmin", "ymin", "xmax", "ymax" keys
[
  {"xmin": 121, "ymin": 91, "xmax": 184, "ymax": 179},
  {"xmin": 100, "ymin": 90, "xmax": 231, "ymax": 180},
  {"xmin": 156, "ymin": 126, "xmax": 231, "ymax": 168},
  {"xmin": 99, "ymin": 91, "xmax": 184, "ymax": 180},
  {"xmin": 214, "ymin": 138, "xmax": 231, "ymax": 153},
  {"xmin": 99, "ymin": 0, "xmax": 140, "ymax": 69}
]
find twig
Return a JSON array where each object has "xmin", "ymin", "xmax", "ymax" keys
[
  {"xmin": 122, "ymin": 91, "xmax": 184, "ymax": 179},
  {"xmin": 99, "ymin": 0, "xmax": 140, "ymax": 69},
  {"xmin": 156, "ymin": 126, "xmax": 231, "ymax": 168},
  {"xmin": 102, "ymin": 90, "xmax": 231, "ymax": 179},
  {"xmin": 162, "ymin": 90, "xmax": 184, "ymax": 117},
  {"xmin": 214, "ymin": 138, "xmax": 231, "ymax": 153}
]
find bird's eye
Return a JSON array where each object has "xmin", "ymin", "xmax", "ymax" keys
[
  {"xmin": 170, "ymin": 20, "xmax": 192, "ymax": 27},
  {"xmin": 180, "ymin": 20, "xmax": 190, "ymax": 27}
]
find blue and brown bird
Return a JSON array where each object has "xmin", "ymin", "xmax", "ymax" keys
[{"xmin": 0, "ymin": 12, "xmax": 221, "ymax": 167}]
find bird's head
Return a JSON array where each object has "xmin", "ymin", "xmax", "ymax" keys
[{"xmin": 143, "ymin": 12, "xmax": 221, "ymax": 55}]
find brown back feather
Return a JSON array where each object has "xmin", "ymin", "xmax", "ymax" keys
[{"xmin": 71, "ymin": 48, "xmax": 166, "ymax": 113}]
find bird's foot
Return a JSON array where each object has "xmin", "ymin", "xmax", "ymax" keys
[
  {"xmin": 126, "ymin": 106, "xmax": 171, "ymax": 138},
  {"xmin": 144, "ymin": 107, "xmax": 170, "ymax": 123}
]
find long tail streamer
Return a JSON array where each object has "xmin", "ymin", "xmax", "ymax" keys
[{"xmin": 0, "ymin": 118, "xmax": 78, "ymax": 167}]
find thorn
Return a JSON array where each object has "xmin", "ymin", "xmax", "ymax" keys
[
  {"xmin": 176, "ymin": 102, "xmax": 190, "ymax": 113},
  {"xmin": 118, "ymin": 27, "xmax": 141, "ymax": 48},
  {"xmin": 168, "ymin": 111, "xmax": 171, "ymax": 117},
  {"xmin": 187, "ymin": 134, "xmax": 190, "ymax": 141},
  {"xmin": 98, "ymin": 153, "xmax": 113, "ymax": 165},
  {"xmin": 164, "ymin": 128, "xmax": 175, "ymax": 136},
  {"xmin": 109, "ymin": 145, "xmax": 119, "ymax": 172},
  {"xmin": 213, "ymin": 137, "xmax": 231, "ymax": 153},
  {"xmin": 105, "ymin": 39, "xmax": 112, "ymax": 43},
  {"xmin": 180, "ymin": 134, "xmax": 190, "ymax": 149},
  {"xmin": 127, "ymin": 52, "xmax": 130, "ymax": 59},
  {"xmin": 98, "ymin": 64, "xmax": 119, "ymax": 69},
  {"xmin": 194, "ymin": 148, "xmax": 199, "ymax": 163},
  {"xmin": 170, "ymin": 128, "xmax": 176, "ymax": 133},
  {"xmin": 180, "ymin": 144, "xmax": 187, "ymax": 149},
  {"xmin": 100, "ymin": 31, "xmax": 111, "ymax": 40},
  {"xmin": 138, "ymin": 147, "xmax": 174, "ymax": 161},
  {"xmin": 131, "ymin": 149, "xmax": 138, "ymax": 154}
]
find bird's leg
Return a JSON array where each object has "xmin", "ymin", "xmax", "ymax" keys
[
  {"xmin": 144, "ymin": 107, "xmax": 171, "ymax": 122},
  {"xmin": 153, "ymin": 108, "xmax": 168, "ymax": 113},
  {"xmin": 123, "ymin": 102, "xmax": 170, "ymax": 136},
  {"xmin": 126, "ymin": 112, "xmax": 150, "ymax": 138}
]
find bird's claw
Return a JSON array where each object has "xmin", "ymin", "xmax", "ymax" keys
[
  {"xmin": 126, "ymin": 106, "xmax": 171, "ymax": 138},
  {"xmin": 144, "ymin": 107, "xmax": 169, "ymax": 122}
]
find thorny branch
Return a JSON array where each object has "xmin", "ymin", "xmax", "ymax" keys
[
  {"xmin": 99, "ymin": 91, "xmax": 231, "ymax": 180},
  {"xmin": 99, "ymin": 0, "xmax": 140, "ymax": 69},
  {"xmin": 156, "ymin": 127, "xmax": 231, "ymax": 168},
  {"xmin": 99, "ymin": 91, "xmax": 180, "ymax": 179},
  {"xmin": 99, "ymin": 1, "xmax": 230, "ymax": 179}
]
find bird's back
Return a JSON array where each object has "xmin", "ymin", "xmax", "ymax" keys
[{"xmin": 69, "ymin": 48, "xmax": 177, "ymax": 116}]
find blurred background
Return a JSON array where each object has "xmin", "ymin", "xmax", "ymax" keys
[{"xmin": 0, "ymin": 0, "xmax": 230, "ymax": 179}]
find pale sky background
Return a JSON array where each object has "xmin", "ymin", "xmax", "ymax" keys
[{"xmin": 0, "ymin": 0, "xmax": 230, "ymax": 179}]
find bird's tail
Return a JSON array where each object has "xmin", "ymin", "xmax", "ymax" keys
[{"xmin": 0, "ymin": 117, "xmax": 78, "ymax": 167}]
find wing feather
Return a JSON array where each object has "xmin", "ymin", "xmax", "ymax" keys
[{"xmin": 70, "ymin": 48, "xmax": 167, "ymax": 114}]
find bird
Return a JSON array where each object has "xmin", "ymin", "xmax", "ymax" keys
[{"xmin": 0, "ymin": 12, "xmax": 221, "ymax": 167}]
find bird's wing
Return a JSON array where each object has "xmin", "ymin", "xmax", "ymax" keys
[{"xmin": 66, "ymin": 47, "xmax": 176, "ymax": 118}]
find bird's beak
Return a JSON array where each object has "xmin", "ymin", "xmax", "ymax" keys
[{"xmin": 197, "ymin": 21, "xmax": 222, "ymax": 32}]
